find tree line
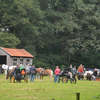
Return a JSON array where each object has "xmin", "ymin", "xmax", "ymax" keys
[{"xmin": 0, "ymin": 0, "xmax": 100, "ymax": 70}]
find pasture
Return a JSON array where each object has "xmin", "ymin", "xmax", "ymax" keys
[{"xmin": 0, "ymin": 74, "xmax": 100, "ymax": 100}]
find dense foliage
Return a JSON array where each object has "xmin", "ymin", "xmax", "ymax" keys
[
  {"xmin": 0, "ymin": 0, "xmax": 100, "ymax": 70},
  {"xmin": 0, "ymin": 32, "xmax": 20, "ymax": 48}
]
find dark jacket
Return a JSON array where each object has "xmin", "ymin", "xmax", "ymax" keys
[
  {"xmin": 15, "ymin": 66, "xmax": 20, "ymax": 70},
  {"xmin": 14, "ymin": 66, "xmax": 20, "ymax": 74},
  {"xmin": 93, "ymin": 71, "xmax": 97, "ymax": 77},
  {"xmin": 30, "ymin": 67, "xmax": 36, "ymax": 75}
]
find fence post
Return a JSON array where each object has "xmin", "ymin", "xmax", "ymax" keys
[{"xmin": 75, "ymin": 93, "xmax": 80, "ymax": 100}]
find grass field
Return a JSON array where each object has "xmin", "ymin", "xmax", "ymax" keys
[{"xmin": 0, "ymin": 74, "xmax": 100, "ymax": 100}]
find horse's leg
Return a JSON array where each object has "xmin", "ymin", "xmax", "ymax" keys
[
  {"xmin": 50, "ymin": 70, "xmax": 53, "ymax": 82},
  {"xmin": 50, "ymin": 75, "xmax": 52, "ymax": 82},
  {"xmin": 49, "ymin": 72, "xmax": 52, "ymax": 82},
  {"xmin": 42, "ymin": 75, "xmax": 43, "ymax": 82},
  {"xmin": 40, "ymin": 74, "xmax": 41, "ymax": 82},
  {"xmin": 10, "ymin": 76, "xmax": 11, "ymax": 82},
  {"xmin": 81, "ymin": 74, "xmax": 83, "ymax": 80},
  {"xmin": 78, "ymin": 74, "xmax": 80, "ymax": 80},
  {"xmin": 82, "ymin": 75, "xmax": 84, "ymax": 80}
]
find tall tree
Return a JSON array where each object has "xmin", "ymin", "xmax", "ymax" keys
[
  {"xmin": 0, "ymin": 0, "xmax": 45, "ymax": 55},
  {"xmin": 0, "ymin": 32, "xmax": 20, "ymax": 48}
]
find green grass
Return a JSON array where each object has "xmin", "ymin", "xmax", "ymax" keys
[{"xmin": 0, "ymin": 74, "xmax": 100, "ymax": 100}]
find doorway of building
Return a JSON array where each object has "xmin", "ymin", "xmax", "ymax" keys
[{"xmin": 0, "ymin": 56, "xmax": 6, "ymax": 65}]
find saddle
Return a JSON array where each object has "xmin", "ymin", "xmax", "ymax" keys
[{"xmin": 40, "ymin": 69, "xmax": 49, "ymax": 75}]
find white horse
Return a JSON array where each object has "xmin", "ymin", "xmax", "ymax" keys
[
  {"xmin": 83, "ymin": 69, "xmax": 100, "ymax": 80},
  {"xmin": 83, "ymin": 71, "xmax": 93, "ymax": 77},
  {"xmin": 2, "ymin": 64, "xmax": 16, "ymax": 75}
]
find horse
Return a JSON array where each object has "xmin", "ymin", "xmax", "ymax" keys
[
  {"xmin": 76, "ymin": 72, "xmax": 84, "ymax": 80},
  {"xmin": 83, "ymin": 71, "xmax": 93, "ymax": 80},
  {"xmin": 36, "ymin": 68, "xmax": 53, "ymax": 82},
  {"xmin": 86, "ymin": 73, "xmax": 92, "ymax": 81},
  {"xmin": 6, "ymin": 67, "xmax": 15, "ymax": 82}
]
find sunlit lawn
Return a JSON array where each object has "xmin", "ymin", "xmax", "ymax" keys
[{"xmin": 0, "ymin": 74, "xmax": 100, "ymax": 100}]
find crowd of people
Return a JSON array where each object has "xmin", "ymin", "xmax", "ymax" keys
[
  {"xmin": 54, "ymin": 64, "xmax": 76, "ymax": 83},
  {"xmin": 2, "ymin": 63, "xmax": 99, "ymax": 83},
  {"xmin": 54, "ymin": 64, "xmax": 99, "ymax": 83},
  {"xmin": 13, "ymin": 63, "xmax": 37, "ymax": 82}
]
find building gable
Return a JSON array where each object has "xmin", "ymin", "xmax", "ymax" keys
[{"xmin": 1, "ymin": 47, "xmax": 33, "ymax": 58}]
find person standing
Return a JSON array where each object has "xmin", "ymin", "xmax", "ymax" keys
[
  {"xmin": 54, "ymin": 66, "xmax": 60, "ymax": 83},
  {"xmin": 20, "ymin": 64, "xmax": 23, "ymax": 71},
  {"xmin": 28, "ymin": 64, "xmax": 31, "ymax": 72},
  {"xmin": 30, "ymin": 65, "xmax": 36, "ymax": 82},
  {"xmin": 15, "ymin": 63, "xmax": 20, "ymax": 70},
  {"xmin": 70, "ymin": 64, "xmax": 72, "ymax": 69},
  {"xmin": 14, "ymin": 63, "xmax": 21, "ymax": 79},
  {"xmin": 69, "ymin": 64, "xmax": 73, "ymax": 78},
  {"xmin": 83, "ymin": 65, "xmax": 86, "ymax": 74},
  {"xmin": 72, "ymin": 66, "xmax": 76, "ymax": 78},
  {"xmin": 92, "ymin": 68, "xmax": 97, "ymax": 79},
  {"xmin": 78, "ymin": 64, "xmax": 83, "ymax": 80},
  {"xmin": 78, "ymin": 64, "xmax": 83, "ymax": 74}
]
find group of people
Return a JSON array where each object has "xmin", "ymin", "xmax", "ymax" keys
[
  {"xmin": 15, "ymin": 63, "xmax": 36, "ymax": 82},
  {"xmin": 15, "ymin": 63, "xmax": 98, "ymax": 83},
  {"xmin": 54, "ymin": 64, "xmax": 77, "ymax": 83},
  {"xmin": 54, "ymin": 64, "xmax": 98, "ymax": 83},
  {"xmin": 77, "ymin": 64, "xmax": 98, "ymax": 80}
]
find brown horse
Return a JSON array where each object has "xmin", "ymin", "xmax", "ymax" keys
[
  {"xmin": 36, "ymin": 68, "xmax": 53, "ymax": 82},
  {"xmin": 6, "ymin": 67, "xmax": 15, "ymax": 82},
  {"xmin": 86, "ymin": 73, "xmax": 92, "ymax": 81}
]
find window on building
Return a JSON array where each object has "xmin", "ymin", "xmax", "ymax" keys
[
  {"xmin": 20, "ymin": 63, "xmax": 23, "ymax": 65},
  {"xmin": 26, "ymin": 63, "xmax": 28, "ymax": 65},
  {"xmin": 13, "ymin": 58, "xmax": 17, "ymax": 66},
  {"xmin": 26, "ymin": 59, "xmax": 30, "ymax": 62},
  {"xmin": 13, "ymin": 59, "xmax": 17, "ymax": 61},
  {"xmin": 13, "ymin": 62, "xmax": 17, "ymax": 65},
  {"xmin": 26, "ymin": 59, "xmax": 30, "ymax": 65},
  {"xmin": 20, "ymin": 59, "xmax": 23, "ymax": 62},
  {"xmin": 20, "ymin": 59, "xmax": 23, "ymax": 65}
]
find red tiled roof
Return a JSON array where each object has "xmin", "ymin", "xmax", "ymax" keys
[{"xmin": 1, "ymin": 47, "xmax": 33, "ymax": 57}]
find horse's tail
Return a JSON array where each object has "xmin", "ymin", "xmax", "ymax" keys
[{"xmin": 50, "ymin": 70, "xmax": 53, "ymax": 77}]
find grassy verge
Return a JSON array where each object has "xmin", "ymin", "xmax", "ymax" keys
[{"xmin": 0, "ymin": 74, "xmax": 100, "ymax": 100}]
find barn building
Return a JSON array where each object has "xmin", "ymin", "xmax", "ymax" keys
[{"xmin": 0, "ymin": 47, "xmax": 33, "ymax": 70}]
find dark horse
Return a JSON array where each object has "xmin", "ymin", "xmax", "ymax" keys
[
  {"xmin": 36, "ymin": 68, "xmax": 53, "ymax": 82},
  {"xmin": 77, "ymin": 72, "xmax": 84, "ymax": 80},
  {"xmin": 6, "ymin": 67, "xmax": 15, "ymax": 82}
]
